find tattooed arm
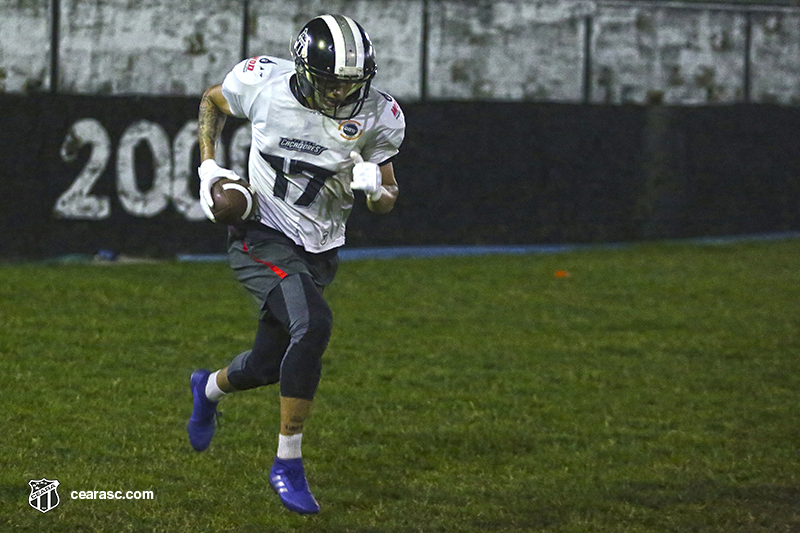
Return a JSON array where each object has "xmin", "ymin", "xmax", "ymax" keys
[
  {"xmin": 198, "ymin": 85, "xmax": 233, "ymax": 162},
  {"xmin": 196, "ymin": 85, "xmax": 244, "ymax": 222}
]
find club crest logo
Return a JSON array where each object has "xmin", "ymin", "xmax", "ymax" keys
[{"xmin": 29, "ymin": 478, "xmax": 60, "ymax": 513}]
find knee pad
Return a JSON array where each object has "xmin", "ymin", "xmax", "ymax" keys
[
  {"xmin": 226, "ymin": 317, "xmax": 291, "ymax": 390},
  {"xmin": 226, "ymin": 349, "xmax": 281, "ymax": 390}
]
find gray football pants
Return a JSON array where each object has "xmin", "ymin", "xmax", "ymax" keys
[{"xmin": 226, "ymin": 272, "xmax": 333, "ymax": 400}]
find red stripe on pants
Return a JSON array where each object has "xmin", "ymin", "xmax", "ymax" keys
[{"xmin": 242, "ymin": 242, "xmax": 288, "ymax": 279}]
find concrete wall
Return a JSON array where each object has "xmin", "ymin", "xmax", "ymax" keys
[
  {"xmin": 4, "ymin": 93, "xmax": 798, "ymax": 258},
  {"xmin": 58, "ymin": 0, "xmax": 242, "ymax": 95},
  {"xmin": 750, "ymin": 10, "xmax": 800, "ymax": 103},
  {"xmin": 244, "ymin": 0, "xmax": 424, "ymax": 99},
  {"xmin": 592, "ymin": 4, "xmax": 748, "ymax": 104},
  {"xmin": 0, "ymin": 0, "xmax": 51, "ymax": 92},
  {"xmin": 1, "ymin": 0, "xmax": 799, "ymax": 104},
  {"xmin": 427, "ymin": 1, "xmax": 591, "ymax": 101},
  {"xmin": 592, "ymin": 2, "xmax": 800, "ymax": 105}
]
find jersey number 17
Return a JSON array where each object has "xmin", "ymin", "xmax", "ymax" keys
[{"xmin": 260, "ymin": 153, "xmax": 335, "ymax": 207}]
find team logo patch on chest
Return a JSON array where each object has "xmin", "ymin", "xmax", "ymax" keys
[
  {"xmin": 279, "ymin": 138, "xmax": 328, "ymax": 156},
  {"xmin": 338, "ymin": 120, "xmax": 363, "ymax": 140}
]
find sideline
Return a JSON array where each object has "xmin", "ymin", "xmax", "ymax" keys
[
  {"xmin": 177, "ymin": 243, "xmax": 629, "ymax": 263},
  {"xmin": 175, "ymin": 231, "xmax": 800, "ymax": 263},
  {"xmin": 13, "ymin": 230, "xmax": 797, "ymax": 265}
]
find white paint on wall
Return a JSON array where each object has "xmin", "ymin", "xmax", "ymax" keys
[{"xmin": 2, "ymin": 0, "xmax": 799, "ymax": 105}]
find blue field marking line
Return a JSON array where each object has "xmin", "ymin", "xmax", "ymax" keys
[
  {"xmin": 175, "ymin": 253, "xmax": 230, "ymax": 263},
  {"xmin": 175, "ymin": 243, "xmax": 629, "ymax": 263},
  {"xmin": 337, "ymin": 242, "xmax": 630, "ymax": 260},
  {"xmin": 175, "ymin": 231, "xmax": 800, "ymax": 263},
  {"xmin": 681, "ymin": 230, "xmax": 800, "ymax": 245}
]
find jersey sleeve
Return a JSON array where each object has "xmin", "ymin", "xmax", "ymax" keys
[
  {"xmin": 361, "ymin": 92, "xmax": 406, "ymax": 165},
  {"xmin": 221, "ymin": 56, "xmax": 281, "ymax": 120}
]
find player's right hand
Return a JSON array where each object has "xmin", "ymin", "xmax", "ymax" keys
[
  {"xmin": 349, "ymin": 151, "xmax": 383, "ymax": 202},
  {"xmin": 198, "ymin": 159, "xmax": 244, "ymax": 222}
]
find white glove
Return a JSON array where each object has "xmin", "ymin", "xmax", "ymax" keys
[
  {"xmin": 198, "ymin": 159, "xmax": 244, "ymax": 222},
  {"xmin": 350, "ymin": 151, "xmax": 383, "ymax": 202}
]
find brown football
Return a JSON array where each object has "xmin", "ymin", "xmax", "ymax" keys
[{"xmin": 211, "ymin": 178, "xmax": 255, "ymax": 224}]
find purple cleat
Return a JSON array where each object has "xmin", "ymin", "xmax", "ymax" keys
[
  {"xmin": 187, "ymin": 369, "xmax": 218, "ymax": 452},
  {"xmin": 269, "ymin": 457, "xmax": 320, "ymax": 514}
]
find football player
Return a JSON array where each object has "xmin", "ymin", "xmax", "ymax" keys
[{"xmin": 187, "ymin": 14, "xmax": 405, "ymax": 515}]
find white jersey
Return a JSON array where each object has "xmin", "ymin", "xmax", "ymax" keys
[{"xmin": 221, "ymin": 56, "xmax": 406, "ymax": 253}]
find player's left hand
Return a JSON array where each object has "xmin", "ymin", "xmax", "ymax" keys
[{"xmin": 350, "ymin": 151, "xmax": 383, "ymax": 202}]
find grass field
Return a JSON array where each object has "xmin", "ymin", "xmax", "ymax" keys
[{"xmin": 2, "ymin": 238, "xmax": 799, "ymax": 532}]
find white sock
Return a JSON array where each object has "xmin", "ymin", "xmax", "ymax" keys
[
  {"xmin": 277, "ymin": 434, "xmax": 303, "ymax": 459},
  {"xmin": 204, "ymin": 370, "xmax": 226, "ymax": 402}
]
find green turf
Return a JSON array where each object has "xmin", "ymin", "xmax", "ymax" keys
[{"xmin": 2, "ymin": 239, "xmax": 799, "ymax": 532}]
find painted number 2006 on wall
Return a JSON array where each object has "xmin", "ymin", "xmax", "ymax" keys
[{"xmin": 53, "ymin": 118, "xmax": 250, "ymax": 221}]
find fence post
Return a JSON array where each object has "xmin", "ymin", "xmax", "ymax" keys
[
  {"xmin": 743, "ymin": 10, "xmax": 752, "ymax": 103},
  {"xmin": 241, "ymin": 0, "xmax": 250, "ymax": 60},
  {"xmin": 583, "ymin": 15, "xmax": 593, "ymax": 104},
  {"xmin": 420, "ymin": 0, "xmax": 429, "ymax": 102},
  {"xmin": 50, "ymin": 0, "xmax": 60, "ymax": 93}
]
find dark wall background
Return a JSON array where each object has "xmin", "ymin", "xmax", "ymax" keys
[
  {"xmin": 1, "ymin": 94, "xmax": 798, "ymax": 259},
  {"xmin": 373, "ymin": 102, "xmax": 800, "ymax": 246}
]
